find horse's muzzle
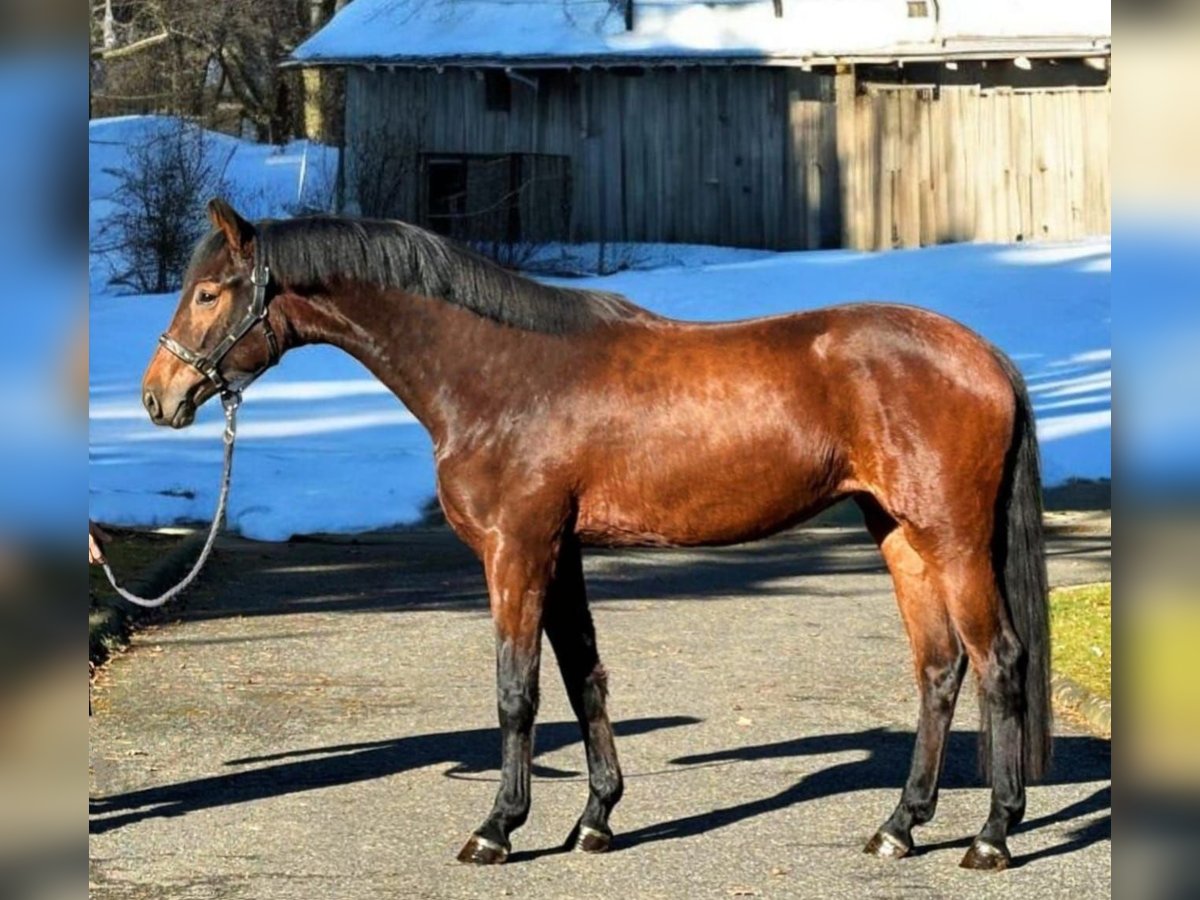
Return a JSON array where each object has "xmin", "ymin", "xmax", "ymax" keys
[
  {"xmin": 143, "ymin": 388, "xmax": 196, "ymax": 429},
  {"xmin": 170, "ymin": 401, "xmax": 197, "ymax": 429}
]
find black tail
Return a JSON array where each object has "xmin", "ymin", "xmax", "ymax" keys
[{"xmin": 986, "ymin": 352, "xmax": 1053, "ymax": 782}]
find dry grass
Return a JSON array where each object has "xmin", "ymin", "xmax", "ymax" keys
[
  {"xmin": 1050, "ymin": 582, "xmax": 1111, "ymax": 700},
  {"xmin": 90, "ymin": 529, "xmax": 195, "ymax": 666},
  {"xmin": 89, "ymin": 529, "xmax": 183, "ymax": 608}
]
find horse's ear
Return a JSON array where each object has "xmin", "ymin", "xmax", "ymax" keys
[{"xmin": 207, "ymin": 198, "xmax": 255, "ymax": 258}]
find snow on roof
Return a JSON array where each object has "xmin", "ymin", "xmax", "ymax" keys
[{"xmin": 290, "ymin": 0, "xmax": 1111, "ymax": 66}]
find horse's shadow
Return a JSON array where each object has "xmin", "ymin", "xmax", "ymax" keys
[
  {"xmin": 576, "ymin": 728, "xmax": 1110, "ymax": 868},
  {"xmin": 88, "ymin": 716, "xmax": 698, "ymax": 834},
  {"xmin": 91, "ymin": 720, "xmax": 1109, "ymax": 869}
]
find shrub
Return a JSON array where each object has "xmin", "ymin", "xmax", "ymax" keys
[{"xmin": 99, "ymin": 120, "xmax": 233, "ymax": 294}]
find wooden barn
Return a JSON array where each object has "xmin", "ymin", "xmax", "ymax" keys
[{"xmin": 289, "ymin": 0, "xmax": 1111, "ymax": 251}]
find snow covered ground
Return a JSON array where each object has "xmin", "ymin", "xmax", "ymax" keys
[{"xmin": 89, "ymin": 118, "xmax": 1110, "ymax": 540}]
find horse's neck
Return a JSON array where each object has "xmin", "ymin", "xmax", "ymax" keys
[{"xmin": 277, "ymin": 284, "xmax": 542, "ymax": 444}]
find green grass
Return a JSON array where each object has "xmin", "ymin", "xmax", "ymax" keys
[{"xmin": 1050, "ymin": 582, "xmax": 1111, "ymax": 700}]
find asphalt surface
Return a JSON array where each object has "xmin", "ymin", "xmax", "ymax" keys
[{"xmin": 89, "ymin": 518, "xmax": 1111, "ymax": 899}]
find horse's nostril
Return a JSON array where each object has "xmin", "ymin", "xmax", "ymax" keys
[{"xmin": 144, "ymin": 391, "xmax": 161, "ymax": 420}]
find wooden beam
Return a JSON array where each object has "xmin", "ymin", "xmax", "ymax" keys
[
  {"xmin": 833, "ymin": 64, "xmax": 858, "ymax": 247},
  {"xmin": 90, "ymin": 31, "xmax": 171, "ymax": 60}
]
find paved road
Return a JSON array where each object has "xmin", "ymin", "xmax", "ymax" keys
[{"xmin": 89, "ymin": 521, "xmax": 1110, "ymax": 899}]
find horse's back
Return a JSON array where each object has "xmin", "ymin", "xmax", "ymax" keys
[{"xmin": 570, "ymin": 303, "xmax": 1015, "ymax": 547}]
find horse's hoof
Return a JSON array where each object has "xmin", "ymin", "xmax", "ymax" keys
[
  {"xmin": 457, "ymin": 834, "xmax": 509, "ymax": 865},
  {"xmin": 959, "ymin": 839, "xmax": 1010, "ymax": 871},
  {"xmin": 863, "ymin": 830, "xmax": 910, "ymax": 860},
  {"xmin": 572, "ymin": 824, "xmax": 613, "ymax": 853}
]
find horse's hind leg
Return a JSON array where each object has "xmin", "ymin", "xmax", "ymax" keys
[
  {"xmin": 944, "ymin": 559, "xmax": 1028, "ymax": 870},
  {"xmin": 874, "ymin": 517, "xmax": 1027, "ymax": 870},
  {"xmin": 543, "ymin": 535, "xmax": 624, "ymax": 852},
  {"xmin": 860, "ymin": 499, "xmax": 967, "ymax": 860}
]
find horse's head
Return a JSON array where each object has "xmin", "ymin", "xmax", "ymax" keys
[{"xmin": 142, "ymin": 199, "xmax": 280, "ymax": 428}]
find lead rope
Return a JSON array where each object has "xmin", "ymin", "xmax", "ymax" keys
[{"xmin": 101, "ymin": 391, "xmax": 242, "ymax": 608}]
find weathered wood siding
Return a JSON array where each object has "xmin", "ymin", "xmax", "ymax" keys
[
  {"xmin": 839, "ymin": 82, "xmax": 1111, "ymax": 249},
  {"xmin": 343, "ymin": 66, "xmax": 1110, "ymax": 250}
]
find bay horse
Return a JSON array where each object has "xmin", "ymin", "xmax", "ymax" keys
[{"xmin": 141, "ymin": 200, "xmax": 1051, "ymax": 871}]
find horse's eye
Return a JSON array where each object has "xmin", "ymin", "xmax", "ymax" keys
[{"xmin": 196, "ymin": 289, "xmax": 218, "ymax": 306}]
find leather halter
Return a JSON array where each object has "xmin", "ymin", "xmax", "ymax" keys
[{"xmin": 158, "ymin": 251, "xmax": 280, "ymax": 393}]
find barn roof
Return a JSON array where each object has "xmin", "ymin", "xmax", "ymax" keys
[{"xmin": 289, "ymin": 0, "xmax": 1111, "ymax": 68}]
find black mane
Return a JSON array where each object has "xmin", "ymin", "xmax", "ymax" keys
[{"xmin": 194, "ymin": 216, "xmax": 648, "ymax": 335}]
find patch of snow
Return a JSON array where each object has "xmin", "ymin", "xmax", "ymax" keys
[{"xmin": 1035, "ymin": 410, "xmax": 1111, "ymax": 443}]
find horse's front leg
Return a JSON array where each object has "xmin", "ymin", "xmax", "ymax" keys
[
  {"xmin": 544, "ymin": 535, "xmax": 623, "ymax": 852},
  {"xmin": 457, "ymin": 532, "xmax": 557, "ymax": 865}
]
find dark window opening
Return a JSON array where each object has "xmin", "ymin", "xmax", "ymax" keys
[
  {"xmin": 420, "ymin": 152, "xmax": 572, "ymax": 244},
  {"xmin": 425, "ymin": 157, "xmax": 469, "ymax": 235},
  {"xmin": 484, "ymin": 70, "xmax": 512, "ymax": 112}
]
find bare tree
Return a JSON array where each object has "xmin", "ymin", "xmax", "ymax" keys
[
  {"xmin": 346, "ymin": 121, "xmax": 419, "ymax": 219},
  {"xmin": 96, "ymin": 120, "xmax": 233, "ymax": 294},
  {"xmin": 89, "ymin": 0, "xmax": 343, "ymax": 142}
]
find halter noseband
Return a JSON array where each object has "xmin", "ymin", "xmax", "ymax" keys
[{"xmin": 158, "ymin": 251, "xmax": 280, "ymax": 394}]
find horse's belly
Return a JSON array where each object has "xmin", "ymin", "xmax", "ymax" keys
[{"xmin": 575, "ymin": 443, "xmax": 838, "ymax": 548}]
